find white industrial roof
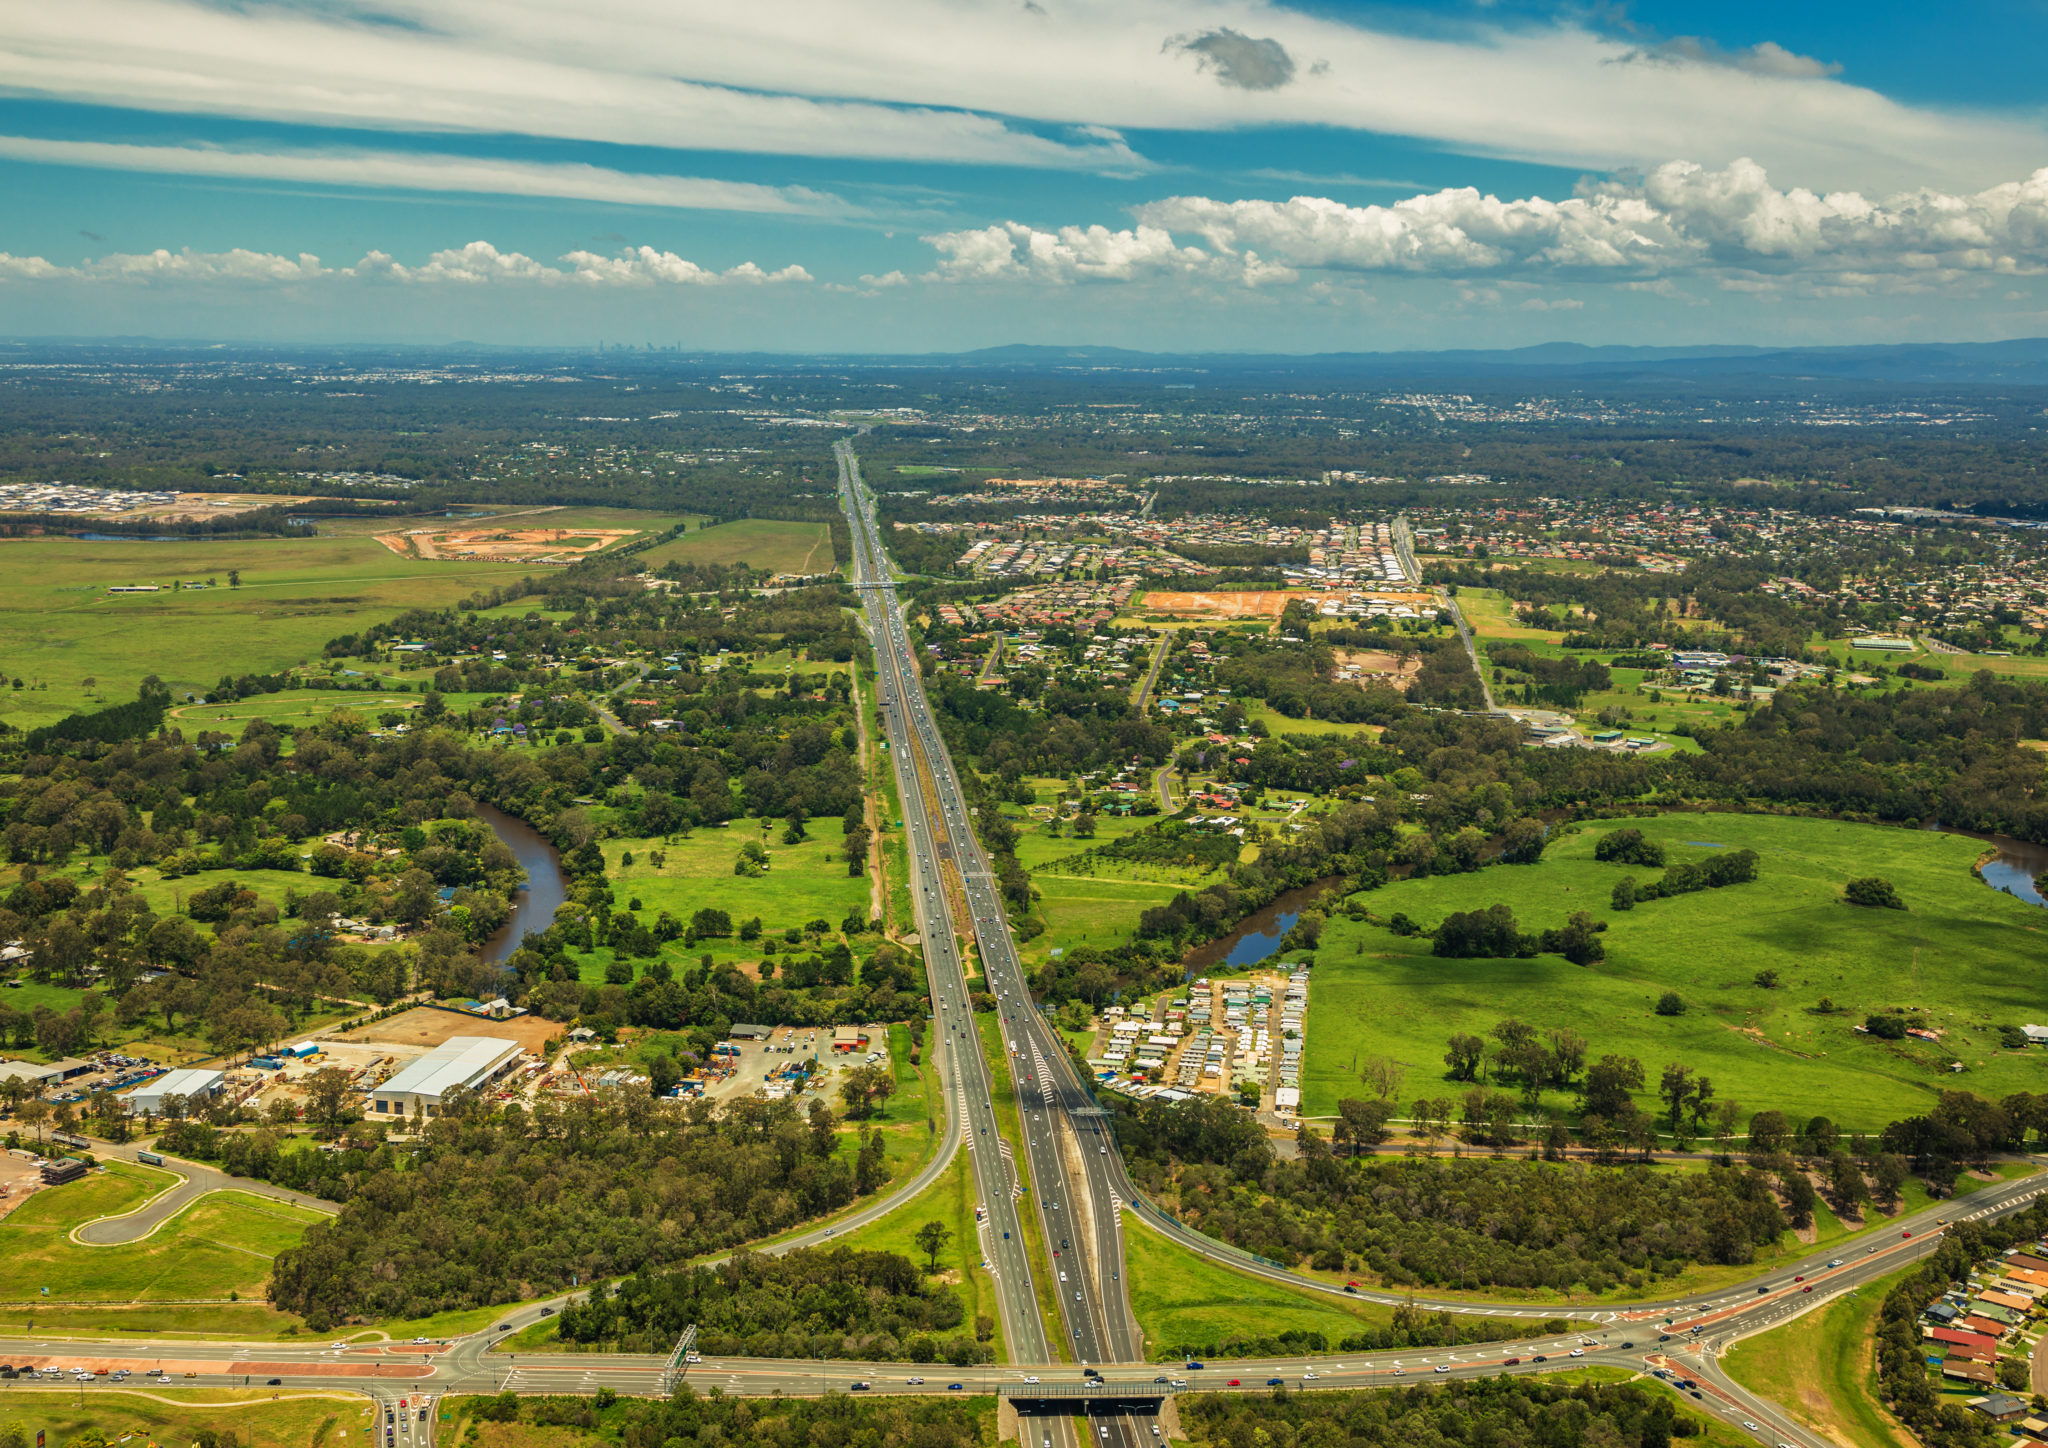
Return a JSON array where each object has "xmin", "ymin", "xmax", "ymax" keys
[
  {"xmin": 129, "ymin": 1068, "xmax": 224, "ymax": 1102},
  {"xmin": 378, "ymin": 1036, "xmax": 521, "ymax": 1100}
]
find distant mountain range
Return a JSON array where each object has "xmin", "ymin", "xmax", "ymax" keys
[{"xmin": 932, "ymin": 339, "xmax": 2048, "ymax": 385}]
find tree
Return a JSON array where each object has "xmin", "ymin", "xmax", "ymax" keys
[
  {"xmin": 1579, "ymin": 1055, "xmax": 1644, "ymax": 1119},
  {"xmin": 1844, "ymin": 876, "xmax": 1905, "ymax": 910},
  {"xmin": 1544, "ymin": 1029, "xmax": 1587, "ymax": 1086},
  {"xmin": 1753, "ymin": 968, "xmax": 1780, "ymax": 990},
  {"xmin": 303, "ymin": 1067, "xmax": 355, "ymax": 1126},
  {"xmin": 1655, "ymin": 991, "xmax": 1686, "ymax": 1016},
  {"xmin": 1594, "ymin": 828, "xmax": 1665, "ymax": 868},
  {"xmin": 913, "ymin": 1219, "xmax": 951, "ymax": 1273},
  {"xmin": 1748, "ymin": 1109, "xmax": 1791, "ymax": 1154},
  {"xmin": 391, "ymin": 869, "xmax": 438, "ymax": 929},
  {"xmin": 1443, "ymin": 1033, "xmax": 1487, "ymax": 1083},
  {"xmin": 1658, "ymin": 1063, "xmax": 1696, "ymax": 1130},
  {"xmin": 1497, "ymin": 816, "xmax": 1547, "ymax": 864},
  {"xmin": 649, "ymin": 1054, "xmax": 681, "ymax": 1099},
  {"xmin": 1359, "ymin": 1055, "xmax": 1406, "ymax": 1102},
  {"xmin": 1610, "ymin": 877, "xmax": 1636, "ymax": 911},
  {"xmin": 1336, "ymin": 1098, "xmax": 1397, "ymax": 1156}
]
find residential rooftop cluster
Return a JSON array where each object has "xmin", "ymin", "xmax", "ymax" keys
[{"xmin": 0, "ymin": 481, "xmax": 178, "ymax": 514}]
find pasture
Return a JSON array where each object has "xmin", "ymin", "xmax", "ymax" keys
[
  {"xmin": 638, "ymin": 518, "xmax": 834, "ymax": 576},
  {"xmin": 0, "ymin": 529, "xmax": 606, "ymax": 732},
  {"xmin": 1303, "ymin": 813, "xmax": 2048, "ymax": 1129}
]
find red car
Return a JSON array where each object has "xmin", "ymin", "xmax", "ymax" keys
[
  {"xmin": 1228, "ymin": 1379, "xmax": 1241, "ymax": 1387},
  {"xmin": 1902, "ymin": 1230, "xmax": 1912, "ymax": 1239}
]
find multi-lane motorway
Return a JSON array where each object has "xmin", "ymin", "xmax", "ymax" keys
[{"xmin": 5, "ymin": 456, "xmax": 2044, "ymax": 1448}]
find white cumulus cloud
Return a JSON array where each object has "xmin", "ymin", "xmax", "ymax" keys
[
  {"xmin": 0, "ymin": 240, "xmax": 817, "ymax": 288},
  {"xmin": 932, "ymin": 161, "xmax": 2048, "ymax": 290}
]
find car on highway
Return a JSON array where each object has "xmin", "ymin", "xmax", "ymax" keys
[
  {"xmin": 1227, "ymin": 1379, "xmax": 1241, "ymax": 1387},
  {"xmin": 1434, "ymin": 1366, "xmax": 1450, "ymax": 1374},
  {"xmin": 1021, "ymin": 1377, "xmax": 1037, "ymax": 1385},
  {"xmin": 1568, "ymin": 1349, "xmax": 1584, "ymax": 1358},
  {"xmin": 1531, "ymin": 1356, "xmax": 1547, "ymax": 1363},
  {"xmin": 1902, "ymin": 1230, "xmax": 1912, "ymax": 1238},
  {"xmin": 1828, "ymin": 1258, "xmax": 1844, "ymax": 1267},
  {"xmin": 1502, "ymin": 1358, "xmax": 1520, "ymax": 1367},
  {"xmin": 947, "ymin": 1383, "xmax": 963, "ymax": 1392},
  {"xmin": 850, "ymin": 1382, "xmax": 871, "ymax": 1391},
  {"xmin": 266, "ymin": 1378, "xmax": 282, "ymax": 1386},
  {"xmin": 905, "ymin": 1377, "xmax": 924, "ymax": 1385}
]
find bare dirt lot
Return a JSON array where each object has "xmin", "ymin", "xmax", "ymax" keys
[
  {"xmin": 341, "ymin": 1007, "xmax": 563, "ymax": 1054},
  {"xmin": 1138, "ymin": 588, "xmax": 1434, "ymax": 618},
  {"xmin": 373, "ymin": 526, "xmax": 637, "ymax": 564},
  {"xmin": 1334, "ymin": 648, "xmax": 1422, "ymax": 684}
]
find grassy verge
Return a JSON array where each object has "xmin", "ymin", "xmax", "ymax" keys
[
  {"xmin": 1721, "ymin": 1264, "xmax": 1918, "ymax": 1448},
  {"xmin": 0, "ymin": 1389, "xmax": 362, "ymax": 1448},
  {"xmin": 0, "ymin": 1303, "xmax": 308, "ymax": 1340},
  {"xmin": 0, "ymin": 1166, "xmax": 322, "ymax": 1306},
  {"xmin": 832, "ymin": 1148, "xmax": 1006, "ymax": 1363}
]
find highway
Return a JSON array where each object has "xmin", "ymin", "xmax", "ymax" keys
[
  {"xmin": 7, "ymin": 460, "xmax": 2044, "ymax": 1448},
  {"xmin": 4, "ymin": 1174, "xmax": 2041, "ymax": 1448}
]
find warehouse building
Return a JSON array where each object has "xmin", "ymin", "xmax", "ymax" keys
[
  {"xmin": 368, "ymin": 1036, "xmax": 524, "ymax": 1119},
  {"xmin": 123, "ymin": 1068, "xmax": 225, "ymax": 1115}
]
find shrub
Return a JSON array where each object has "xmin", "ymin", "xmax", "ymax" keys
[
  {"xmin": 1655, "ymin": 991, "xmax": 1686, "ymax": 1016},
  {"xmin": 1844, "ymin": 876, "xmax": 1905, "ymax": 910}
]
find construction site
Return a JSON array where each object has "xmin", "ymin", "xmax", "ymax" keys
[{"xmin": 373, "ymin": 525, "xmax": 639, "ymax": 564}]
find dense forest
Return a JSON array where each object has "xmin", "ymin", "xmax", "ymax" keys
[
  {"xmin": 259, "ymin": 1093, "xmax": 885, "ymax": 1325},
  {"xmin": 1179, "ymin": 1377, "xmax": 1717, "ymax": 1448},
  {"xmin": 554, "ymin": 1245, "xmax": 992, "ymax": 1363},
  {"xmin": 453, "ymin": 1386, "xmax": 987, "ymax": 1448}
]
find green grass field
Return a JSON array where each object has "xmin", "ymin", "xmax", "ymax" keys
[
  {"xmin": 831, "ymin": 1149, "xmax": 1006, "ymax": 1363},
  {"xmin": 1722, "ymin": 1264, "xmax": 1917, "ymax": 1448},
  {"xmin": 638, "ymin": 518, "xmax": 834, "ymax": 575},
  {"xmin": 0, "ymin": 1389, "xmax": 362, "ymax": 1448},
  {"xmin": 1304, "ymin": 812, "xmax": 2048, "ymax": 1128},
  {"xmin": 600, "ymin": 823, "xmax": 872, "ymax": 938},
  {"xmin": 0, "ymin": 532, "xmax": 586, "ymax": 732},
  {"xmin": 0, "ymin": 1167, "xmax": 325, "ymax": 1304}
]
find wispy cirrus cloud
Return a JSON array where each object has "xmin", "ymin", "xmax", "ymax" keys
[
  {"xmin": 0, "ymin": 1, "xmax": 2038, "ymax": 192},
  {"xmin": 0, "ymin": 135, "xmax": 858, "ymax": 216},
  {"xmin": 0, "ymin": 240, "xmax": 814, "ymax": 286}
]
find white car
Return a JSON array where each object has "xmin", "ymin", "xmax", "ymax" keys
[
  {"xmin": 413, "ymin": 1336, "xmax": 430, "ymax": 1345},
  {"xmin": 1022, "ymin": 1376, "xmax": 1039, "ymax": 1385},
  {"xmin": 1568, "ymin": 1349, "xmax": 1584, "ymax": 1358},
  {"xmin": 905, "ymin": 1377, "xmax": 924, "ymax": 1385}
]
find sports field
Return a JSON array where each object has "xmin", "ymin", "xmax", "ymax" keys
[
  {"xmin": 638, "ymin": 518, "xmax": 834, "ymax": 575},
  {"xmin": 1303, "ymin": 813, "xmax": 2048, "ymax": 1128}
]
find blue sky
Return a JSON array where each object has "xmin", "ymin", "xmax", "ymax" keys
[{"xmin": 0, "ymin": 0, "xmax": 2043, "ymax": 350}]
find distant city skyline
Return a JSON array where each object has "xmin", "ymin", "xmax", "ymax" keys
[{"xmin": 0, "ymin": 0, "xmax": 2043, "ymax": 349}]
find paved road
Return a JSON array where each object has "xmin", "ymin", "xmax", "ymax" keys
[
  {"xmin": 72, "ymin": 1139, "xmax": 339, "ymax": 1246},
  {"xmin": 836, "ymin": 440, "xmax": 1070, "ymax": 1429},
  {"xmin": 7, "ymin": 1183, "xmax": 2040, "ymax": 1448}
]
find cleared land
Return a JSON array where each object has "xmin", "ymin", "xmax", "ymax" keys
[
  {"xmin": 1722, "ymin": 1264, "xmax": 1917, "ymax": 1448},
  {"xmin": 1138, "ymin": 589, "xmax": 1433, "ymax": 620},
  {"xmin": 1305, "ymin": 813, "xmax": 2048, "ymax": 1128},
  {"xmin": 375, "ymin": 526, "xmax": 638, "ymax": 562},
  {"xmin": 638, "ymin": 518, "xmax": 834, "ymax": 576},
  {"xmin": 0, "ymin": 532, "xmax": 584, "ymax": 731}
]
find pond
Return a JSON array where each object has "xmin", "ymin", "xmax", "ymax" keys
[
  {"xmin": 1953, "ymin": 828, "xmax": 2048, "ymax": 909},
  {"xmin": 475, "ymin": 805, "xmax": 569, "ymax": 962},
  {"xmin": 1181, "ymin": 878, "xmax": 1340, "ymax": 974}
]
